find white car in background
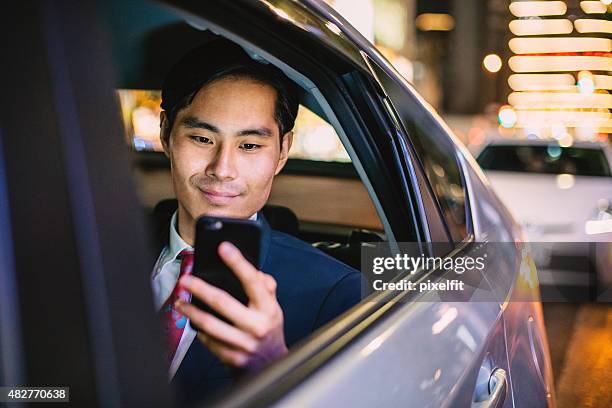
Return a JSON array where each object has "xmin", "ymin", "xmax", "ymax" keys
[{"xmin": 477, "ymin": 139, "xmax": 612, "ymax": 298}]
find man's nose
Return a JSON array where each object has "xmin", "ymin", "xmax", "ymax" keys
[{"xmin": 205, "ymin": 143, "xmax": 238, "ymax": 181}]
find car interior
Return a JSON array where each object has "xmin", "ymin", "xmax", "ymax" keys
[{"xmin": 106, "ymin": 2, "xmax": 388, "ymax": 271}]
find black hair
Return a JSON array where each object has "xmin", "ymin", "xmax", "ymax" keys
[{"xmin": 163, "ymin": 63, "xmax": 299, "ymax": 143}]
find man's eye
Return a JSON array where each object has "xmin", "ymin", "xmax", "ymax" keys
[
  {"xmin": 191, "ymin": 136, "xmax": 211, "ymax": 144},
  {"xmin": 241, "ymin": 143, "xmax": 260, "ymax": 151}
]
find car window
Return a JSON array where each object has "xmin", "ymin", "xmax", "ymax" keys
[
  {"xmin": 366, "ymin": 60, "xmax": 468, "ymax": 242},
  {"xmin": 477, "ymin": 145, "xmax": 611, "ymax": 177}
]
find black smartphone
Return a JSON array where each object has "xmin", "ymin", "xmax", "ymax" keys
[{"xmin": 191, "ymin": 215, "xmax": 263, "ymax": 327}]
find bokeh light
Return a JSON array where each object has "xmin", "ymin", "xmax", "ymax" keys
[
  {"xmin": 558, "ymin": 133, "xmax": 574, "ymax": 147},
  {"xmin": 577, "ymin": 70, "xmax": 595, "ymax": 95},
  {"xmin": 498, "ymin": 105, "xmax": 517, "ymax": 128},
  {"xmin": 483, "ymin": 54, "xmax": 502, "ymax": 73},
  {"xmin": 556, "ymin": 173, "xmax": 575, "ymax": 189}
]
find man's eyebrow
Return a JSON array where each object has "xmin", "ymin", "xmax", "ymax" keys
[
  {"xmin": 181, "ymin": 116, "xmax": 273, "ymax": 137},
  {"xmin": 181, "ymin": 117, "xmax": 219, "ymax": 133},
  {"xmin": 237, "ymin": 127, "xmax": 273, "ymax": 137}
]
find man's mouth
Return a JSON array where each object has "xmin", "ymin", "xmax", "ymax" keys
[{"xmin": 199, "ymin": 188, "xmax": 240, "ymax": 205}]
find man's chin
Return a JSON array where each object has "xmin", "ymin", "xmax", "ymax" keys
[{"xmin": 193, "ymin": 205, "xmax": 253, "ymax": 220}]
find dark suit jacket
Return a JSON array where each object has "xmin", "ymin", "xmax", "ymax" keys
[{"xmin": 158, "ymin": 212, "xmax": 362, "ymax": 406}]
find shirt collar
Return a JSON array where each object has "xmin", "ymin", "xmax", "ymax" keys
[
  {"xmin": 168, "ymin": 210, "xmax": 258, "ymax": 260},
  {"xmin": 168, "ymin": 211, "xmax": 192, "ymax": 261}
]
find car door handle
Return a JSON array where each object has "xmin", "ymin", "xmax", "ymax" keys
[{"xmin": 472, "ymin": 368, "xmax": 508, "ymax": 408}]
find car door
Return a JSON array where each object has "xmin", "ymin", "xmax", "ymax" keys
[
  {"xmin": 365, "ymin": 44, "xmax": 557, "ymax": 407},
  {"xmin": 359, "ymin": 55, "xmax": 515, "ymax": 408}
]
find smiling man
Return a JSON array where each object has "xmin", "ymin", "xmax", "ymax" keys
[{"xmin": 150, "ymin": 37, "xmax": 362, "ymax": 405}]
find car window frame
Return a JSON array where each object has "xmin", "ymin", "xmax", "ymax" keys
[
  {"xmin": 349, "ymin": 60, "xmax": 455, "ymax": 249},
  {"xmin": 362, "ymin": 56, "xmax": 474, "ymax": 244}
]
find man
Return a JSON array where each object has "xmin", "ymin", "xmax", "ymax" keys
[{"xmin": 150, "ymin": 37, "xmax": 361, "ymax": 405}]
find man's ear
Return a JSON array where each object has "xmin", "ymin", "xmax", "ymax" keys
[
  {"xmin": 275, "ymin": 131, "xmax": 293, "ymax": 175},
  {"xmin": 160, "ymin": 111, "xmax": 171, "ymax": 158}
]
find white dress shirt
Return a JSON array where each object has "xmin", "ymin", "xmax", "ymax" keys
[{"xmin": 151, "ymin": 210, "xmax": 256, "ymax": 379}]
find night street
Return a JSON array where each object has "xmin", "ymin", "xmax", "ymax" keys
[{"xmin": 544, "ymin": 303, "xmax": 612, "ymax": 408}]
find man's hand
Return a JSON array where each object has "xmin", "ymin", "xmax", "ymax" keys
[{"xmin": 175, "ymin": 241, "xmax": 287, "ymax": 371}]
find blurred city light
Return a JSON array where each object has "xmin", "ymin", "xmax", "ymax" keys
[
  {"xmin": 574, "ymin": 18, "xmax": 612, "ymax": 33},
  {"xmin": 372, "ymin": 1, "xmax": 407, "ymax": 50},
  {"xmin": 577, "ymin": 70, "xmax": 596, "ymax": 95},
  {"xmin": 498, "ymin": 125, "xmax": 517, "ymax": 137},
  {"xmin": 509, "ymin": 19, "xmax": 572, "ymax": 36},
  {"xmin": 468, "ymin": 127, "xmax": 486, "ymax": 146},
  {"xmin": 509, "ymin": 1, "xmax": 567, "ymax": 17},
  {"xmin": 585, "ymin": 219, "xmax": 612, "ymax": 235},
  {"xmin": 580, "ymin": 1, "xmax": 608, "ymax": 14},
  {"xmin": 392, "ymin": 56, "xmax": 415, "ymax": 82},
  {"xmin": 593, "ymin": 75, "xmax": 612, "ymax": 90},
  {"xmin": 509, "ymin": 74, "xmax": 612, "ymax": 91},
  {"xmin": 328, "ymin": 0, "xmax": 374, "ymax": 41},
  {"xmin": 498, "ymin": 105, "xmax": 517, "ymax": 128},
  {"xmin": 558, "ymin": 133, "xmax": 574, "ymax": 147},
  {"xmin": 508, "ymin": 37, "xmax": 611, "ymax": 54},
  {"xmin": 514, "ymin": 110, "xmax": 612, "ymax": 128},
  {"xmin": 415, "ymin": 13, "xmax": 455, "ymax": 31},
  {"xmin": 551, "ymin": 123, "xmax": 568, "ymax": 140},
  {"xmin": 483, "ymin": 54, "xmax": 502, "ymax": 73},
  {"xmin": 509, "ymin": 55, "xmax": 612, "ymax": 73},
  {"xmin": 505, "ymin": 0, "xmax": 612, "ymax": 140},
  {"xmin": 547, "ymin": 145, "xmax": 562, "ymax": 158},
  {"xmin": 556, "ymin": 173, "xmax": 575, "ymax": 189},
  {"xmin": 509, "ymin": 92, "xmax": 612, "ymax": 109},
  {"xmin": 508, "ymin": 74, "xmax": 575, "ymax": 91}
]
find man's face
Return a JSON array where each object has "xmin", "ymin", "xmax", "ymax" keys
[{"xmin": 162, "ymin": 77, "xmax": 292, "ymax": 241}]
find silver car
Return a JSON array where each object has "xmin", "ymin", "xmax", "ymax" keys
[
  {"xmin": 478, "ymin": 139, "xmax": 612, "ymax": 299},
  {"xmin": 0, "ymin": 0, "xmax": 554, "ymax": 407}
]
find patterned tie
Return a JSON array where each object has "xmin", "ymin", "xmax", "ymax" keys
[{"xmin": 160, "ymin": 249, "xmax": 194, "ymax": 364}]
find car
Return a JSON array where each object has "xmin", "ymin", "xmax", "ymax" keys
[
  {"xmin": 477, "ymin": 139, "xmax": 612, "ymax": 299},
  {"xmin": 1, "ymin": 0, "xmax": 554, "ymax": 407}
]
